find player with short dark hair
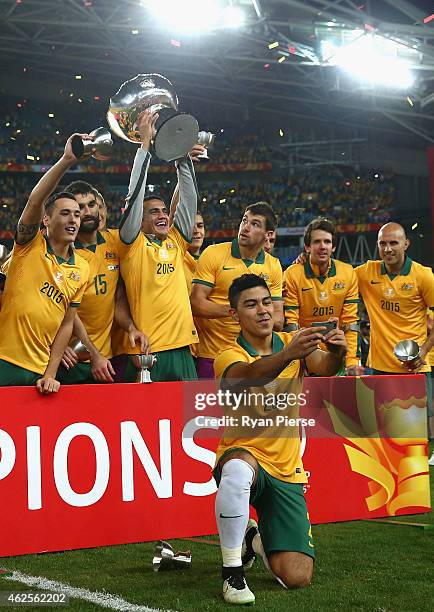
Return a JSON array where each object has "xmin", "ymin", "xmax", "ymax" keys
[
  {"xmin": 190, "ymin": 202, "xmax": 284, "ymax": 379},
  {"xmin": 0, "ymin": 135, "xmax": 90, "ymax": 392},
  {"xmin": 213, "ymin": 273, "xmax": 347, "ymax": 604}
]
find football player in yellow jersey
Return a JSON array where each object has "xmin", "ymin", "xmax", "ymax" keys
[
  {"xmin": 0, "ymin": 134, "xmax": 90, "ymax": 393},
  {"xmin": 116, "ymin": 110, "xmax": 201, "ymax": 381},
  {"xmin": 355, "ymin": 222, "xmax": 434, "ymax": 431},
  {"xmin": 56, "ymin": 180, "xmax": 148, "ymax": 385},
  {"xmin": 191, "ymin": 202, "xmax": 284, "ymax": 379},
  {"xmin": 283, "ymin": 218, "xmax": 361, "ymax": 375},
  {"xmin": 263, "ymin": 229, "xmax": 276, "ymax": 254},
  {"xmin": 212, "ymin": 274, "xmax": 346, "ymax": 604},
  {"xmin": 183, "ymin": 212, "xmax": 205, "ymax": 292}
]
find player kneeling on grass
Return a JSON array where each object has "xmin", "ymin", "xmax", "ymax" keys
[{"xmin": 213, "ymin": 273, "xmax": 347, "ymax": 605}]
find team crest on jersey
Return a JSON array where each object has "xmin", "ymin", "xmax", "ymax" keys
[
  {"xmin": 384, "ymin": 286, "xmax": 395, "ymax": 298},
  {"xmin": 259, "ymin": 272, "xmax": 270, "ymax": 282},
  {"xmin": 318, "ymin": 290, "xmax": 328, "ymax": 301},
  {"xmin": 159, "ymin": 248, "xmax": 169, "ymax": 261},
  {"xmin": 54, "ymin": 271, "xmax": 64, "ymax": 284},
  {"xmin": 68, "ymin": 271, "xmax": 81, "ymax": 282},
  {"xmin": 105, "ymin": 251, "xmax": 116, "ymax": 260},
  {"xmin": 400, "ymin": 282, "xmax": 414, "ymax": 291},
  {"xmin": 332, "ymin": 280, "xmax": 346, "ymax": 293}
]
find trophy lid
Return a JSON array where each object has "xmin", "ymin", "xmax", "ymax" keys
[{"xmin": 393, "ymin": 339, "xmax": 420, "ymax": 362}]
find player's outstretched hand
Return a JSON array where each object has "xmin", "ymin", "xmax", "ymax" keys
[
  {"xmin": 129, "ymin": 327, "xmax": 150, "ymax": 354},
  {"xmin": 91, "ymin": 353, "xmax": 115, "ymax": 383},
  {"xmin": 286, "ymin": 327, "xmax": 326, "ymax": 360},
  {"xmin": 189, "ymin": 144, "xmax": 206, "ymax": 162},
  {"xmin": 137, "ymin": 110, "xmax": 158, "ymax": 150},
  {"xmin": 404, "ymin": 355, "xmax": 426, "ymax": 372},
  {"xmin": 36, "ymin": 376, "xmax": 60, "ymax": 394},
  {"xmin": 61, "ymin": 346, "xmax": 78, "ymax": 370}
]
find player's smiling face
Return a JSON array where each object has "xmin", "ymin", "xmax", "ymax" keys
[
  {"xmin": 76, "ymin": 192, "xmax": 100, "ymax": 234},
  {"xmin": 378, "ymin": 227, "xmax": 408, "ymax": 267},
  {"xmin": 238, "ymin": 211, "xmax": 267, "ymax": 249},
  {"xmin": 44, "ymin": 198, "xmax": 81, "ymax": 244},
  {"xmin": 142, "ymin": 198, "xmax": 169, "ymax": 240},
  {"xmin": 305, "ymin": 229, "xmax": 334, "ymax": 265},
  {"xmin": 190, "ymin": 214, "xmax": 205, "ymax": 251},
  {"xmin": 231, "ymin": 286, "xmax": 274, "ymax": 338}
]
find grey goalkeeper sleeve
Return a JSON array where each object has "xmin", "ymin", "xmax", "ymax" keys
[
  {"xmin": 173, "ymin": 156, "xmax": 198, "ymax": 242},
  {"xmin": 119, "ymin": 148, "xmax": 151, "ymax": 244}
]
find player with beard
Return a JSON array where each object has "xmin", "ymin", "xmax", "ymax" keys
[
  {"xmin": 0, "ymin": 135, "xmax": 90, "ymax": 392},
  {"xmin": 57, "ymin": 181, "xmax": 148, "ymax": 384}
]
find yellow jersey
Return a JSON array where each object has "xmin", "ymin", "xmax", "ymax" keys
[
  {"xmin": 118, "ymin": 225, "xmax": 198, "ymax": 354},
  {"xmin": 75, "ymin": 229, "xmax": 120, "ymax": 359},
  {"xmin": 192, "ymin": 240, "xmax": 283, "ymax": 359},
  {"xmin": 283, "ymin": 258, "xmax": 359, "ymax": 367},
  {"xmin": 0, "ymin": 232, "xmax": 89, "ymax": 374},
  {"xmin": 356, "ymin": 257, "xmax": 434, "ymax": 373},
  {"xmin": 183, "ymin": 251, "xmax": 199, "ymax": 294},
  {"xmin": 214, "ymin": 332, "xmax": 306, "ymax": 483}
]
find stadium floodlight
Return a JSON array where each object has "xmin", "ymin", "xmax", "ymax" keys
[
  {"xmin": 321, "ymin": 33, "xmax": 415, "ymax": 90},
  {"xmin": 222, "ymin": 5, "xmax": 245, "ymax": 28},
  {"xmin": 146, "ymin": 0, "xmax": 221, "ymax": 34}
]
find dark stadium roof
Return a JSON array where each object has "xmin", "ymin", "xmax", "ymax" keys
[{"xmin": 2, "ymin": 0, "xmax": 434, "ymax": 149}]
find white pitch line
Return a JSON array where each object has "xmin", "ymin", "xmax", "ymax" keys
[{"xmin": 4, "ymin": 570, "xmax": 174, "ymax": 612}]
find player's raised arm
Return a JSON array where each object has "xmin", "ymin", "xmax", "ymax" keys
[
  {"xmin": 119, "ymin": 110, "xmax": 156, "ymax": 244},
  {"xmin": 16, "ymin": 134, "xmax": 83, "ymax": 245},
  {"xmin": 172, "ymin": 149, "xmax": 200, "ymax": 242}
]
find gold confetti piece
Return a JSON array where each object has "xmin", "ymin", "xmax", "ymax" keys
[
  {"xmin": 78, "ymin": 98, "xmax": 83, "ymax": 103},
  {"xmin": 278, "ymin": 55, "xmax": 286, "ymax": 63},
  {"xmin": 75, "ymin": 75, "xmax": 82, "ymax": 79},
  {"xmin": 406, "ymin": 96, "xmax": 413, "ymax": 106},
  {"xmin": 26, "ymin": 155, "xmax": 35, "ymax": 161},
  {"xmin": 48, "ymin": 113, "xmax": 54, "ymax": 118},
  {"xmin": 230, "ymin": 189, "xmax": 235, "ymax": 193},
  {"xmin": 219, "ymin": 198, "xmax": 226, "ymax": 204},
  {"xmin": 268, "ymin": 41, "xmax": 279, "ymax": 49},
  {"xmin": 279, "ymin": 129, "xmax": 284, "ymax": 137},
  {"xmin": 16, "ymin": 129, "xmax": 21, "ymax": 133},
  {"xmin": 412, "ymin": 222, "xmax": 418, "ymax": 230},
  {"xmin": 55, "ymin": 130, "xmax": 60, "ymax": 134},
  {"xmin": 131, "ymin": 29, "xmax": 139, "ymax": 34}
]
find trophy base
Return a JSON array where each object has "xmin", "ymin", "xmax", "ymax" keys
[{"xmin": 154, "ymin": 109, "xmax": 199, "ymax": 162}]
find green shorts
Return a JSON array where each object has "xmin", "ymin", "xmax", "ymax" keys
[
  {"xmin": 214, "ymin": 452, "xmax": 314, "ymax": 560},
  {"xmin": 0, "ymin": 359, "xmax": 40, "ymax": 386},
  {"xmin": 152, "ymin": 346, "xmax": 197, "ymax": 382},
  {"xmin": 57, "ymin": 363, "xmax": 99, "ymax": 385}
]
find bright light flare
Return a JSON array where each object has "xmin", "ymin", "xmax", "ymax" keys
[
  {"xmin": 321, "ymin": 34, "xmax": 414, "ymax": 89},
  {"xmin": 146, "ymin": 0, "xmax": 221, "ymax": 33},
  {"xmin": 222, "ymin": 5, "xmax": 245, "ymax": 28}
]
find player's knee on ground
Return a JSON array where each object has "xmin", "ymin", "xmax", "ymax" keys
[{"xmin": 269, "ymin": 551, "xmax": 313, "ymax": 589}]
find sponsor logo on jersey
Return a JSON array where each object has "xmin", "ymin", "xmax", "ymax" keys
[
  {"xmin": 319, "ymin": 290, "xmax": 328, "ymax": 301},
  {"xmin": 108, "ymin": 265, "xmax": 119, "ymax": 271}
]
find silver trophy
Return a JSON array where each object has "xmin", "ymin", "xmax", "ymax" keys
[
  {"xmin": 69, "ymin": 339, "xmax": 90, "ymax": 362},
  {"xmin": 196, "ymin": 131, "xmax": 215, "ymax": 161},
  {"xmin": 107, "ymin": 73, "xmax": 199, "ymax": 162},
  {"xmin": 131, "ymin": 353, "xmax": 157, "ymax": 383},
  {"xmin": 152, "ymin": 541, "xmax": 192, "ymax": 572},
  {"xmin": 393, "ymin": 339, "xmax": 420, "ymax": 363},
  {"xmin": 71, "ymin": 127, "xmax": 113, "ymax": 161}
]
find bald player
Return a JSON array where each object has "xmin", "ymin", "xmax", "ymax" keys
[
  {"xmin": 57, "ymin": 180, "xmax": 148, "ymax": 384},
  {"xmin": 0, "ymin": 135, "xmax": 90, "ymax": 392},
  {"xmin": 356, "ymin": 222, "xmax": 434, "ymax": 424},
  {"xmin": 116, "ymin": 110, "xmax": 201, "ymax": 381},
  {"xmin": 190, "ymin": 202, "xmax": 284, "ymax": 379}
]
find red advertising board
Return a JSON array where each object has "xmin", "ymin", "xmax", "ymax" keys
[{"xmin": 0, "ymin": 376, "xmax": 430, "ymax": 557}]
